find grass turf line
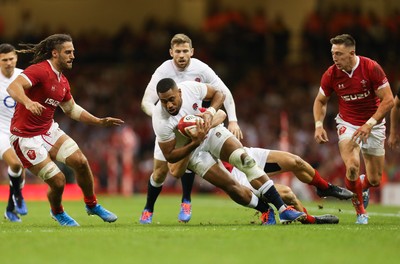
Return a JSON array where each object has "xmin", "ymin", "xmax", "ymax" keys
[{"xmin": 1, "ymin": 194, "xmax": 399, "ymax": 264}]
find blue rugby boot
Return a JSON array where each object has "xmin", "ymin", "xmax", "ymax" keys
[
  {"xmin": 13, "ymin": 195, "xmax": 28, "ymax": 215},
  {"xmin": 50, "ymin": 211, "xmax": 79, "ymax": 226},
  {"xmin": 356, "ymin": 213, "xmax": 369, "ymax": 224},
  {"xmin": 139, "ymin": 209, "xmax": 153, "ymax": 224},
  {"xmin": 4, "ymin": 210, "xmax": 21, "ymax": 222},
  {"xmin": 86, "ymin": 204, "xmax": 118, "ymax": 223},
  {"xmin": 261, "ymin": 208, "xmax": 276, "ymax": 225},
  {"xmin": 178, "ymin": 200, "xmax": 192, "ymax": 223},
  {"xmin": 279, "ymin": 206, "xmax": 306, "ymax": 224}
]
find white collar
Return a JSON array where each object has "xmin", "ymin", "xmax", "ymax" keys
[
  {"xmin": 342, "ymin": 56, "xmax": 359, "ymax": 77},
  {"xmin": 47, "ymin": 60, "xmax": 62, "ymax": 81}
]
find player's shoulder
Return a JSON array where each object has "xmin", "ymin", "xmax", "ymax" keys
[
  {"xmin": 359, "ymin": 56, "xmax": 379, "ymax": 68},
  {"xmin": 190, "ymin": 58, "xmax": 207, "ymax": 66},
  {"xmin": 359, "ymin": 56, "xmax": 387, "ymax": 78},
  {"xmin": 24, "ymin": 61, "xmax": 50, "ymax": 74},
  {"xmin": 359, "ymin": 56, "xmax": 375, "ymax": 63},
  {"xmin": 322, "ymin": 64, "xmax": 337, "ymax": 78},
  {"xmin": 29, "ymin": 60, "xmax": 49, "ymax": 69},
  {"xmin": 156, "ymin": 60, "xmax": 174, "ymax": 72},
  {"xmin": 14, "ymin": 68, "xmax": 23, "ymax": 75},
  {"xmin": 189, "ymin": 58, "xmax": 211, "ymax": 70},
  {"xmin": 178, "ymin": 80, "xmax": 205, "ymax": 89},
  {"xmin": 151, "ymin": 103, "xmax": 164, "ymax": 119}
]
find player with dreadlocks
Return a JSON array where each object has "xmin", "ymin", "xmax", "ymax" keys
[{"xmin": 7, "ymin": 34, "xmax": 124, "ymax": 226}]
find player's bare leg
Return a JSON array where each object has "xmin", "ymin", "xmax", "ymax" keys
[
  {"xmin": 219, "ymin": 137, "xmax": 306, "ymax": 223},
  {"xmin": 266, "ymin": 150, "xmax": 353, "ymax": 200},
  {"xmin": 339, "ymin": 139, "xmax": 368, "ymax": 224}
]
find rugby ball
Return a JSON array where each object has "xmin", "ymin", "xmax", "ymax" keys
[{"xmin": 177, "ymin": 115, "xmax": 203, "ymax": 137}]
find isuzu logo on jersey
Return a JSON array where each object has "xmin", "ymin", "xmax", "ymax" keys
[
  {"xmin": 44, "ymin": 98, "xmax": 60, "ymax": 107},
  {"xmin": 341, "ymin": 90, "xmax": 371, "ymax": 101}
]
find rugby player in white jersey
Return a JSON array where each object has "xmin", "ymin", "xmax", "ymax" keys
[
  {"xmin": 169, "ymin": 110, "xmax": 349, "ymax": 225},
  {"xmin": 149, "ymin": 77, "xmax": 307, "ymax": 224},
  {"xmin": 140, "ymin": 33, "xmax": 242, "ymax": 223},
  {"xmin": 0, "ymin": 44, "xmax": 27, "ymax": 222}
]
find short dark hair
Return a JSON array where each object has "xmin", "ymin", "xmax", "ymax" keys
[
  {"xmin": 157, "ymin": 78, "xmax": 177, "ymax": 94},
  {"xmin": 330, "ymin": 34, "xmax": 356, "ymax": 47},
  {"xmin": 0, "ymin": 43, "xmax": 16, "ymax": 54}
]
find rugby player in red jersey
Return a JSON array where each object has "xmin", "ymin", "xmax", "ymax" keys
[
  {"xmin": 7, "ymin": 34, "xmax": 124, "ymax": 226},
  {"xmin": 313, "ymin": 34, "xmax": 394, "ymax": 224}
]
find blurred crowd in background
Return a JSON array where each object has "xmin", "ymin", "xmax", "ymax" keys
[{"xmin": 1, "ymin": 2, "xmax": 400, "ymax": 201}]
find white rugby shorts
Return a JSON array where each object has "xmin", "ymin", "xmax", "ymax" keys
[
  {"xmin": 10, "ymin": 122, "xmax": 66, "ymax": 168},
  {"xmin": 188, "ymin": 125, "xmax": 233, "ymax": 177},
  {"xmin": 335, "ymin": 115, "xmax": 385, "ymax": 156}
]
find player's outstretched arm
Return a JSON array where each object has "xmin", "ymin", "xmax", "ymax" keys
[{"xmin": 60, "ymin": 99, "xmax": 124, "ymax": 126}]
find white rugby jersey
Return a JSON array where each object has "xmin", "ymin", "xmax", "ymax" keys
[
  {"xmin": 142, "ymin": 58, "xmax": 237, "ymax": 121},
  {"xmin": 0, "ymin": 68, "xmax": 22, "ymax": 133},
  {"xmin": 152, "ymin": 81, "xmax": 207, "ymax": 147}
]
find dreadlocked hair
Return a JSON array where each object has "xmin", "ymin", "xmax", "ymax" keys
[{"xmin": 17, "ymin": 34, "xmax": 73, "ymax": 64}]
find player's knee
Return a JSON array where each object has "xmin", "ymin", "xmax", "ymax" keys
[
  {"xmin": 56, "ymin": 138, "xmax": 79, "ymax": 163},
  {"xmin": 347, "ymin": 165, "xmax": 359, "ymax": 180},
  {"xmin": 70, "ymin": 152, "xmax": 89, "ymax": 172},
  {"xmin": 229, "ymin": 148, "xmax": 264, "ymax": 181},
  {"xmin": 48, "ymin": 174, "xmax": 66, "ymax": 192},
  {"xmin": 368, "ymin": 173, "xmax": 381, "ymax": 187},
  {"xmin": 153, "ymin": 164, "xmax": 169, "ymax": 182},
  {"xmin": 38, "ymin": 162, "xmax": 61, "ymax": 181}
]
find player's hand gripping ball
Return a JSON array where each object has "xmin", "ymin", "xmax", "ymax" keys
[{"xmin": 177, "ymin": 115, "xmax": 204, "ymax": 137}]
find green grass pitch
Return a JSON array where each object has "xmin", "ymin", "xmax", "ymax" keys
[{"xmin": 1, "ymin": 194, "xmax": 399, "ymax": 264}]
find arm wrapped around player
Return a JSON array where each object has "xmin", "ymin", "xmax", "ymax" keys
[{"xmin": 201, "ymin": 85, "xmax": 225, "ymax": 127}]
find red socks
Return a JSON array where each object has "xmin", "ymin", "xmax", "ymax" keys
[
  {"xmin": 309, "ymin": 169, "xmax": 329, "ymax": 190},
  {"xmin": 51, "ymin": 205, "xmax": 64, "ymax": 215},
  {"xmin": 302, "ymin": 207, "xmax": 315, "ymax": 224},
  {"xmin": 361, "ymin": 175, "xmax": 374, "ymax": 190},
  {"xmin": 345, "ymin": 177, "xmax": 366, "ymax": 214},
  {"xmin": 84, "ymin": 195, "xmax": 98, "ymax": 208}
]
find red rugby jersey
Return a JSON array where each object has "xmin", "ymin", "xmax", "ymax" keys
[
  {"xmin": 320, "ymin": 56, "xmax": 388, "ymax": 126},
  {"xmin": 11, "ymin": 61, "xmax": 72, "ymax": 136}
]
